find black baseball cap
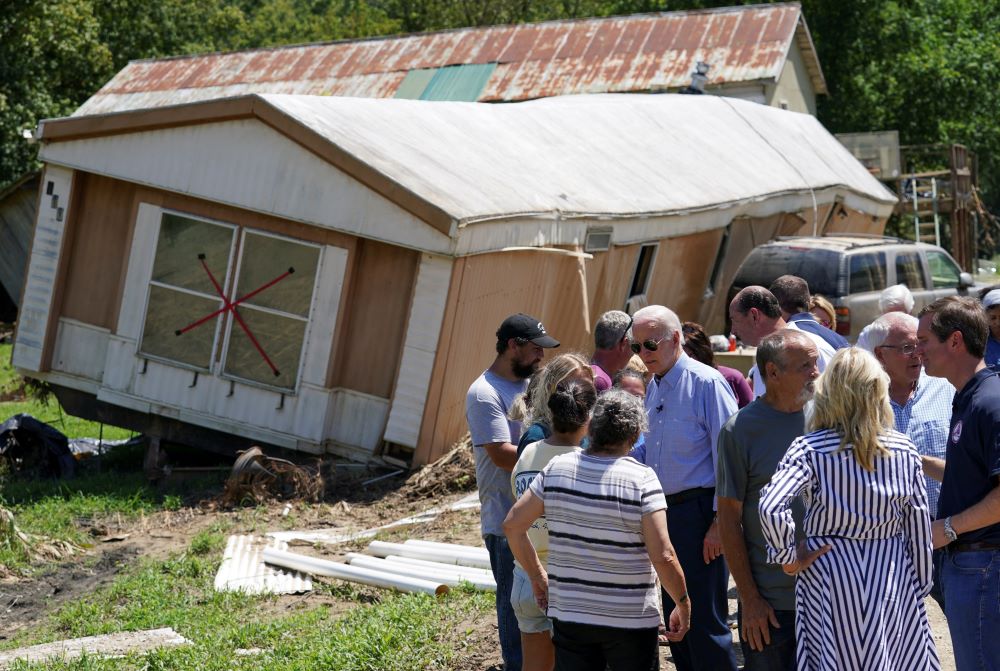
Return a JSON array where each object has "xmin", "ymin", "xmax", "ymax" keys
[{"xmin": 496, "ymin": 313, "xmax": 560, "ymax": 348}]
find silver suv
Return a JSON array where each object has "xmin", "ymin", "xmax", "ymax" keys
[{"xmin": 729, "ymin": 236, "xmax": 976, "ymax": 339}]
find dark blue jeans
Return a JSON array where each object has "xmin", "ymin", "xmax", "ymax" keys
[
  {"xmin": 661, "ymin": 493, "xmax": 737, "ymax": 671},
  {"xmin": 737, "ymin": 607, "xmax": 796, "ymax": 671},
  {"xmin": 551, "ymin": 618, "xmax": 659, "ymax": 671},
  {"xmin": 486, "ymin": 533, "xmax": 522, "ymax": 671},
  {"xmin": 942, "ymin": 548, "xmax": 1000, "ymax": 671}
]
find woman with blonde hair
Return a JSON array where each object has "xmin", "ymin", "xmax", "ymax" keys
[
  {"xmin": 759, "ymin": 348, "xmax": 939, "ymax": 670},
  {"xmin": 808, "ymin": 294, "xmax": 836, "ymax": 331},
  {"xmin": 515, "ymin": 353, "xmax": 593, "ymax": 454}
]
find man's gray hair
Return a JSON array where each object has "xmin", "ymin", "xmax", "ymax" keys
[
  {"xmin": 594, "ymin": 310, "xmax": 632, "ymax": 350},
  {"xmin": 631, "ymin": 305, "xmax": 684, "ymax": 345},
  {"xmin": 588, "ymin": 389, "xmax": 649, "ymax": 450},
  {"xmin": 756, "ymin": 329, "xmax": 812, "ymax": 374},
  {"xmin": 856, "ymin": 312, "xmax": 919, "ymax": 352},
  {"xmin": 879, "ymin": 284, "xmax": 915, "ymax": 314}
]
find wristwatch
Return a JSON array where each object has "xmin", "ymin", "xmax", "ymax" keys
[{"xmin": 942, "ymin": 516, "xmax": 958, "ymax": 544}]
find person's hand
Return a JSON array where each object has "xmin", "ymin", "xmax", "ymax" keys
[
  {"xmin": 740, "ymin": 593, "xmax": 779, "ymax": 651},
  {"xmin": 703, "ymin": 518, "xmax": 723, "ymax": 563},
  {"xmin": 781, "ymin": 539, "xmax": 830, "ymax": 575},
  {"xmin": 930, "ymin": 520, "xmax": 951, "ymax": 549},
  {"xmin": 529, "ymin": 571, "xmax": 549, "ymax": 611},
  {"xmin": 665, "ymin": 602, "xmax": 691, "ymax": 642}
]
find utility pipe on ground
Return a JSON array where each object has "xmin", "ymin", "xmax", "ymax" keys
[
  {"xmin": 367, "ymin": 540, "xmax": 492, "ymax": 569},
  {"xmin": 346, "ymin": 554, "xmax": 496, "ymax": 591},
  {"xmin": 262, "ymin": 548, "xmax": 448, "ymax": 596}
]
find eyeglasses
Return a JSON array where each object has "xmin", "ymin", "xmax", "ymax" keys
[
  {"xmin": 630, "ymin": 335, "xmax": 666, "ymax": 354},
  {"xmin": 879, "ymin": 343, "xmax": 919, "ymax": 356}
]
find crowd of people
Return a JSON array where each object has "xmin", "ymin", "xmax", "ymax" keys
[{"xmin": 466, "ymin": 276, "xmax": 1000, "ymax": 671}]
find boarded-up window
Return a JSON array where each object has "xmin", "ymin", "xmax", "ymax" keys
[{"xmin": 139, "ymin": 212, "xmax": 320, "ymax": 391}]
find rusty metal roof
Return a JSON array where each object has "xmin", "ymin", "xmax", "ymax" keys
[{"xmin": 77, "ymin": 3, "xmax": 825, "ymax": 116}]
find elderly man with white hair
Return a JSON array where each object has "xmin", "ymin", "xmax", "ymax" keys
[
  {"xmin": 630, "ymin": 305, "xmax": 739, "ymax": 671},
  {"xmin": 879, "ymin": 283, "xmax": 915, "ymax": 314},
  {"xmin": 857, "ymin": 311, "xmax": 953, "ymax": 606}
]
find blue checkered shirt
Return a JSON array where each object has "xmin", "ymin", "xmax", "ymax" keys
[{"xmin": 890, "ymin": 371, "xmax": 954, "ymax": 518}]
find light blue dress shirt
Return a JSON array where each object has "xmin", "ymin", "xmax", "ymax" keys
[
  {"xmin": 640, "ymin": 353, "xmax": 738, "ymax": 496},
  {"xmin": 890, "ymin": 371, "xmax": 954, "ymax": 518}
]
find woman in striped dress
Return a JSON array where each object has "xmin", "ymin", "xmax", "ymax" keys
[{"xmin": 759, "ymin": 348, "xmax": 939, "ymax": 671}]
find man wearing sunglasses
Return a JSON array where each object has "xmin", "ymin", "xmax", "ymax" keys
[
  {"xmin": 857, "ymin": 311, "xmax": 953, "ymax": 608},
  {"xmin": 467, "ymin": 313, "xmax": 559, "ymax": 671},
  {"xmin": 631, "ymin": 305, "xmax": 739, "ymax": 671}
]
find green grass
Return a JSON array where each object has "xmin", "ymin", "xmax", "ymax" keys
[{"xmin": 1, "ymin": 538, "xmax": 495, "ymax": 670}]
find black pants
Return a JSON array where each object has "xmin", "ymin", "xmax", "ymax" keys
[{"xmin": 552, "ymin": 618, "xmax": 658, "ymax": 671}]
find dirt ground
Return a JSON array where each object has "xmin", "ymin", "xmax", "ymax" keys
[{"xmin": 0, "ymin": 460, "xmax": 957, "ymax": 671}]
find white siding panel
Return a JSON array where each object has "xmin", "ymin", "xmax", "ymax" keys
[
  {"xmin": 51, "ymin": 319, "xmax": 109, "ymax": 381},
  {"xmin": 40, "ymin": 120, "xmax": 452, "ymax": 255},
  {"xmin": 116, "ymin": 203, "xmax": 160, "ymax": 340},
  {"xmin": 327, "ymin": 389, "xmax": 390, "ymax": 456},
  {"xmin": 299, "ymin": 245, "xmax": 347, "ymax": 387},
  {"xmin": 12, "ymin": 166, "xmax": 74, "ymax": 372},
  {"xmin": 102, "ymin": 336, "xmax": 138, "ymax": 391},
  {"xmin": 383, "ymin": 254, "xmax": 452, "ymax": 447}
]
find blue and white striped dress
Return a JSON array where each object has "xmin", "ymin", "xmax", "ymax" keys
[{"xmin": 759, "ymin": 429, "xmax": 940, "ymax": 671}]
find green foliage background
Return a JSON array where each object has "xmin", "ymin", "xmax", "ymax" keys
[{"xmin": 2, "ymin": 0, "xmax": 999, "ymax": 212}]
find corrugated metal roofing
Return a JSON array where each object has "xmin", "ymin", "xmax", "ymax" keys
[
  {"xmin": 76, "ymin": 3, "xmax": 824, "ymax": 116},
  {"xmin": 214, "ymin": 534, "xmax": 313, "ymax": 594}
]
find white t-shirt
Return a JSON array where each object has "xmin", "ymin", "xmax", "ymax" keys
[{"xmin": 511, "ymin": 439, "xmax": 581, "ymax": 566}]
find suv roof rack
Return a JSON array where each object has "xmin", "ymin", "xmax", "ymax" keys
[{"xmin": 772, "ymin": 234, "xmax": 916, "ymax": 250}]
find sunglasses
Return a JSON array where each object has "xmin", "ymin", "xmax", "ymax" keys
[
  {"xmin": 630, "ymin": 335, "xmax": 666, "ymax": 354},
  {"xmin": 879, "ymin": 343, "xmax": 918, "ymax": 356}
]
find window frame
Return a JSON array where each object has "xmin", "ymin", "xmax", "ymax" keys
[
  {"xmin": 137, "ymin": 211, "xmax": 239, "ymax": 374},
  {"xmin": 136, "ymin": 209, "xmax": 323, "ymax": 394},
  {"xmin": 628, "ymin": 243, "xmax": 659, "ymax": 299},
  {"xmin": 217, "ymin": 228, "xmax": 322, "ymax": 393}
]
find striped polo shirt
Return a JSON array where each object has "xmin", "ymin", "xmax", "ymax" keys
[{"xmin": 529, "ymin": 451, "xmax": 666, "ymax": 629}]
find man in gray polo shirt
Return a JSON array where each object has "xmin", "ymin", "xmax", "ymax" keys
[
  {"xmin": 717, "ymin": 330, "xmax": 818, "ymax": 670},
  {"xmin": 467, "ymin": 313, "xmax": 559, "ymax": 671}
]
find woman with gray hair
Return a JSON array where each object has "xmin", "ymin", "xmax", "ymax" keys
[
  {"xmin": 759, "ymin": 348, "xmax": 939, "ymax": 670},
  {"xmin": 504, "ymin": 390, "xmax": 690, "ymax": 670}
]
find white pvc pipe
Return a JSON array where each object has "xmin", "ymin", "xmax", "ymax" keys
[
  {"xmin": 367, "ymin": 541, "xmax": 492, "ymax": 569},
  {"xmin": 346, "ymin": 555, "xmax": 496, "ymax": 592},
  {"xmin": 382, "ymin": 554, "xmax": 494, "ymax": 577},
  {"xmin": 261, "ymin": 548, "xmax": 448, "ymax": 597},
  {"xmin": 403, "ymin": 540, "xmax": 490, "ymax": 559}
]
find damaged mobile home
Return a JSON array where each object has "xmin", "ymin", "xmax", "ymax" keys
[{"xmin": 12, "ymin": 93, "xmax": 896, "ymax": 465}]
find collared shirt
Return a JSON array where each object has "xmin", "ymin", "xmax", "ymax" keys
[
  {"xmin": 938, "ymin": 368, "xmax": 1000, "ymax": 544},
  {"xmin": 640, "ymin": 352, "xmax": 738, "ymax": 496},
  {"xmin": 890, "ymin": 371, "xmax": 954, "ymax": 518},
  {"xmin": 788, "ymin": 312, "xmax": 850, "ymax": 350}
]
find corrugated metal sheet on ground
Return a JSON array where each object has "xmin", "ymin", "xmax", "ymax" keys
[
  {"xmin": 75, "ymin": 4, "xmax": 822, "ymax": 115},
  {"xmin": 214, "ymin": 535, "xmax": 312, "ymax": 594},
  {"xmin": 268, "ymin": 491, "xmax": 481, "ymax": 544}
]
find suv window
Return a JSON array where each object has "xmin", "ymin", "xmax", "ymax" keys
[
  {"xmin": 895, "ymin": 252, "xmax": 926, "ymax": 289},
  {"xmin": 848, "ymin": 252, "xmax": 887, "ymax": 293},
  {"xmin": 926, "ymin": 250, "xmax": 961, "ymax": 288},
  {"xmin": 732, "ymin": 246, "xmax": 841, "ymax": 296}
]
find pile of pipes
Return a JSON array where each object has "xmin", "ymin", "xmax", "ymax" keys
[{"xmin": 263, "ymin": 539, "xmax": 495, "ymax": 597}]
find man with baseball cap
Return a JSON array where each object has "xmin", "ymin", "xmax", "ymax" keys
[{"xmin": 467, "ymin": 313, "xmax": 559, "ymax": 671}]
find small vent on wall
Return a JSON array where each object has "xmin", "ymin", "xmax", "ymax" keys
[{"xmin": 584, "ymin": 226, "xmax": 613, "ymax": 253}]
